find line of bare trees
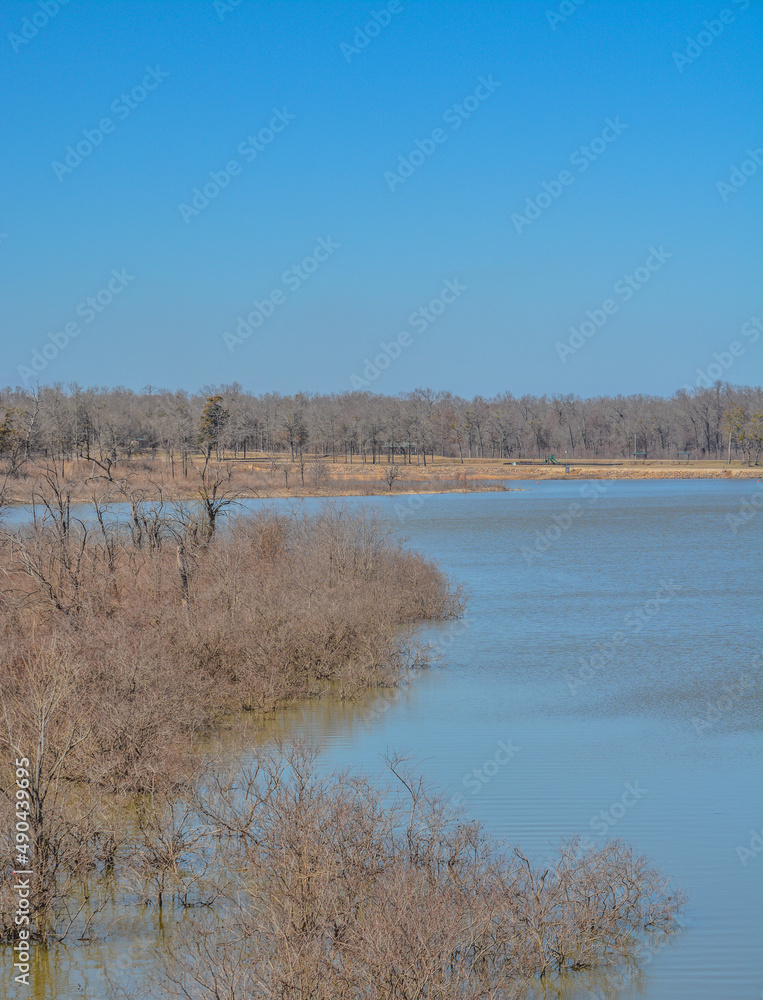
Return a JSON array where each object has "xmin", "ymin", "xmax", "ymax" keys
[{"xmin": 1, "ymin": 381, "xmax": 762, "ymax": 473}]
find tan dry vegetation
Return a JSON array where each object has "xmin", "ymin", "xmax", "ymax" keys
[
  {"xmin": 0, "ymin": 465, "xmax": 460, "ymax": 943},
  {"xmin": 1, "ymin": 453, "xmax": 760, "ymax": 512},
  {"xmin": 0, "ymin": 471, "xmax": 461, "ymax": 787},
  {"xmin": 127, "ymin": 746, "xmax": 685, "ymax": 1000},
  {"xmin": 0, "ymin": 465, "xmax": 684, "ymax": 996}
]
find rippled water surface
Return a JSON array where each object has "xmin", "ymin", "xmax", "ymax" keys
[{"xmin": 4, "ymin": 480, "xmax": 761, "ymax": 998}]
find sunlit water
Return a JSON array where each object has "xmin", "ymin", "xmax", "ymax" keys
[{"xmin": 3, "ymin": 480, "xmax": 761, "ymax": 999}]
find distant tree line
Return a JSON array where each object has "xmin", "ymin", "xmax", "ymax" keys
[{"xmin": 1, "ymin": 381, "xmax": 762, "ymax": 470}]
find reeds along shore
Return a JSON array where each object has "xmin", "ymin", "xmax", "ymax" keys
[{"xmin": 0, "ymin": 468, "xmax": 684, "ymax": 995}]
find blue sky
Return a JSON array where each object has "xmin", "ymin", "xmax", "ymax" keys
[{"xmin": 1, "ymin": 0, "xmax": 761, "ymax": 396}]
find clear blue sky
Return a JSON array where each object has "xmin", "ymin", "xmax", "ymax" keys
[{"xmin": 1, "ymin": 0, "xmax": 761, "ymax": 397}]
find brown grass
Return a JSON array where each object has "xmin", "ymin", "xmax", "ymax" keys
[{"xmin": 2, "ymin": 452, "xmax": 759, "ymax": 512}]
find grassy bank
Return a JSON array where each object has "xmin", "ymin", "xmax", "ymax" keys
[{"xmin": 1, "ymin": 455, "xmax": 761, "ymax": 512}]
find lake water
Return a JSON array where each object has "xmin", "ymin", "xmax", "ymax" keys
[{"xmin": 3, "ymin": 480, "xmax": 761, "ymax": 998}]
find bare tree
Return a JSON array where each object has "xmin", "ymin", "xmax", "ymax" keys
[
  {"xmin": 192, "ymin": 463, "xmax": 245, "ymax": 542},
  {"xmin": 0, "ymin": 645, "xmax": 98, "ymax": 942},
  {"xmin": 382, "ymin": 463, "xmax": 403, "ymax": 491}
]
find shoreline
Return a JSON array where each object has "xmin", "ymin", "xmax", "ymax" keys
[{"xmin": 2, "ymin": 462, "xmax": 760, "ymax": 508}]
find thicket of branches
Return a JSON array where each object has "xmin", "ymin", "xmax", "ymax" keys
[
  {"xmin": 133, "ymin": 746, "xmax": 684, "ymax": 1000},
  {"xmin": 0, "ymin": 470, "xmax": 684, "ymax": 995},
  {"xmin": 1, "ymin": 381, "xmax": 762, "ymax": 472},
  {"xmin": 0, "ymin": 472, "xmax": 460, "ymax": 944}
]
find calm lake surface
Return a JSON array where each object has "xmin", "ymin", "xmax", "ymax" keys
[{"xmin": 4, "ymin": 479, "xmax": 761, "ymax": 998}]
